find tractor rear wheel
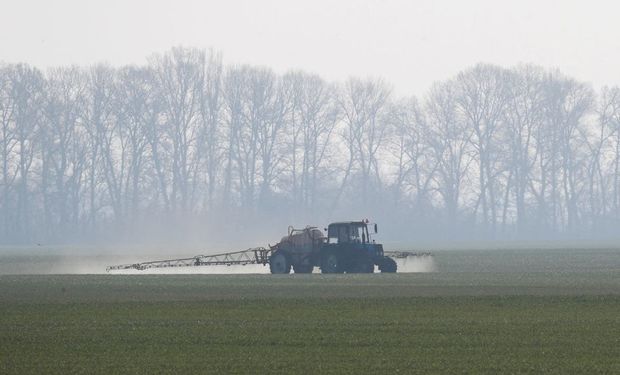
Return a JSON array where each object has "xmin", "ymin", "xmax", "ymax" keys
[
  {"xmin": 379, "ymin": 257, "xmax": 397, "ymax": 273},
  {"xmin": 321, "ymin": 252, "xmax": 342, "ymax": 274},
  {"xmin": 270, "ymin": 251, "xmax": 291, "ymax": 274},
  {"xmin": 293, "ymin": 264, "xmax": 313, "ymax": 274}
]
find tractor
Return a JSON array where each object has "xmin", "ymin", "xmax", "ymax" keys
[
  {"xmin": 269, "ymin": 220, "xmax": 397, "ymax": 274},
  {"xmin": 106, "ymin": 220, "xmax": 428, "ymax": 274}
]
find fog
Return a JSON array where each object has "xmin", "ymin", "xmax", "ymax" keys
[
  {"xmin": 3, "ymin": 1, "xmax": 620, "ymax": 96},
  {"xmin": 2, "ymin": 1, "xmax": 620, "ymax": 256},
  {"xmin": 3, "ymin": 52, "xmax": 620, "ymax": 248}
]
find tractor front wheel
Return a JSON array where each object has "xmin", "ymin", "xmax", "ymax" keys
[
  {"xmin": 270, "ymin": 251, "xmax": 291, "ymax": 274},
  {"xmin": 379, "ymin": 257, "xmax": 397, "ymax": 273}
]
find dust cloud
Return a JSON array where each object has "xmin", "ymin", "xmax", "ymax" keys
[{"xmin": 395, "ymin": 256, "xmax": 437, "ymax": 273}]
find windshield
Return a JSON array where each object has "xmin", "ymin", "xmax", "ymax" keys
[{"xmin": 328, "ymin": 224, "xmax": 371, "ymax": 243}]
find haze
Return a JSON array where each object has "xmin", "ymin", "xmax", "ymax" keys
[
  {"xmin": 3, "ymin": 0, "xmax": 620, "ymax": 247},
  {"xmin": 2, "ymin": 0, "xmax": 620, "ymax": 96}
]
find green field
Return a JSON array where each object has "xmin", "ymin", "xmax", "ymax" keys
[{"xmin": 1, "ymin": 248, "xmax": 620, "ymax": 374}]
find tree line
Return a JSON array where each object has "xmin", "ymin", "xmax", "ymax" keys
[{"xmin": 1, "ymin": 47, "xmax": 620, "ymax": 245}]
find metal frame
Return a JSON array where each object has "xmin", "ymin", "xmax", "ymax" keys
[{"xmin": 106, "ymin": 247, "xmax": 271, "ymax": 272}]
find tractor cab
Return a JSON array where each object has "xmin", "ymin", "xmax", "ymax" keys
[
  {"xmin": 319, "ymin": 220, "xmax": 393, "ymax": 273},
  {"xmin": 326, "ymin": 221, "xmax": 377, "ymax": 244}
]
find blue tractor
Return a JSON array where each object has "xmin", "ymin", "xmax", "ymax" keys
[{"xmin": 269, "ymin": 220, "xmax": 397, "ymax": 274}]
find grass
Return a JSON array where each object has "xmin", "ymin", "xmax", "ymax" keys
[
  {"xmin": 1, "ymin": 295, "xmax": 619, "ymax": 374},
  {"xmin": 1, "ymin": 247, "xmax": 620, "ymax": 374}
]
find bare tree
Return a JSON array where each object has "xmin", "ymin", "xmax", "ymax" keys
[
  {"xmin": 503, "ymin": 65, "xmax": 545, "ymax": 235},
  {"xmin": 425, "ymin": 81, "xmax": 475, "ymax": 234},
  {"xmin": 9, "ymin": 65, "xmax": 45, "ymax": 241},
  {"xmin": 222, "ymin": 66, "xmax": 245, "ymax": 212},
  {"xmin": 150, "ymin": 47, "xmax": 205, "ymax": 215},
  {"xmin": 336, "ymin": 78, "xmax": 391, "ymax": 211},
  {"xmin": 81, "ymin": 65, "xmax": 117, "ymax": 235},
  {"xmin": 40, "ymin": 67, "xmax": 87, "ymax": 240},
  {"xmin": 222, "ymin": 65, "xmax": 285, "ymax": 215},
  {"xmin": 196, "ymin": 51, "xmax": 224, "ymax": 213},
  {"xmin": 455, "ymin": 64, "xmax": 511, "ymax": 235},
  {"xmin": 109, "ymin": 66, "xmax": 156, "ymax": 228},
  {"xmin": 0, "ymin": 65, "xmax": 19, "ymax": 239},
  {"xmin": 597, "ymin": 86, "xmax": 620, "ymax": 219},
  {"xmin": 255, "ymin": 70, "xmax": 290, "ymax": 210},
  {"xmin": 536, "ymin": 72, "xmax": 593, "ymax": 233},
  {"xmin": 385, "ymin": 97, "xmax": 436, "ymax": 212},
  {"xmin": 282, "ymin": 72, "xmax": 339, "ymax": 220}
]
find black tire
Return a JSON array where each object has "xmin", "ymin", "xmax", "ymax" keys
[
  {"xmin": 293, "ymin": 264, "xmax": 313, "ymax": 274},
  {"xmin": 321, "ymin": 252, "xmax": 342, "ymax": 274},
  {"xmin": 269, "ymin": 251, "xmax": 291, "ymax": 274},
  {"xmin": 379, "ymin": 257, "xmax": 397, "ymax": 273}
]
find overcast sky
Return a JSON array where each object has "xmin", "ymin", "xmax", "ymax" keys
[{"xmin": 1, "ymin": 0, "xmax": 619, "ymax": 95}]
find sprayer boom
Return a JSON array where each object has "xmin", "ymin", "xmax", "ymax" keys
[{"xmin": 106, "ymin": 247, "xmax": 271, "ymax": 272}]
